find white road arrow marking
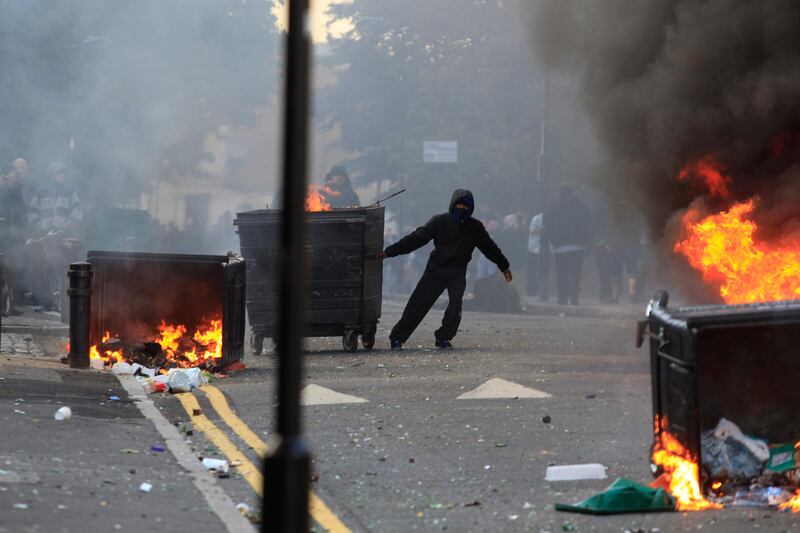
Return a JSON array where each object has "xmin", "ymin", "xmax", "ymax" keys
[
  {"xmin": 457, "ymin": 378, "xmax": 552, "ymax": 400},
  {"xmin": 301, "ymin": 384, "xmax": 369, "ymax": 406}
]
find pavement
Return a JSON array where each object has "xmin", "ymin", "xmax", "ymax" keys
[{"xmin": 1, "ymin": 300, "xmax": 798, "ymax": 532}]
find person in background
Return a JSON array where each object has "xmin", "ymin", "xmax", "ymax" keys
[
  {"xmin": 323, "ymin": 165, "xmax": 360, "ymax": 208},
  {"xmin": 0, "ymin": 164, "xmax": 31, "ymax": 314},
  {"xmin": 29, "ymin": 163, "xmax": 82, "ymax": 236},
  {"xmin": 378, "ymin": 189, "xmax": 512, "ymax": 349},
  {"xmin": 527, "ymin": 212, "xmax": 543, "ymax": 297},
  {"xmin": 12, "ymin": 158, "xmax": 30, "ymax": 184},
  {"xmin": 542, "ymin": 182, "xmax": 592, "ymax": 306}
]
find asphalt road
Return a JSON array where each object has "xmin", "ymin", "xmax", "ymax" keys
[
  {"xmin": 3, "ymin": 301, "xmax": 799, "ymax": 532},
  {"xmin": 159, "ymin": 301, "xmax": 800, "ymax": 532}
]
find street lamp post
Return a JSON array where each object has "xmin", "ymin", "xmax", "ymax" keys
[{"xmin": 262, "ymin": 0, "xmax": 312, "ymax": 531}]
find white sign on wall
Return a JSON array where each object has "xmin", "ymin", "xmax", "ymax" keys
[{"xmin": 423, "ymin": 141, "xmax": 458, "ymax": 163}]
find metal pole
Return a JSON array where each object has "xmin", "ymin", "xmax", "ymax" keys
[
  {"xmin": 263, "ymin": 0, "xmax": 312, "ymax": 530},
  {"xmin": 67, "ymin": 262, "xmax": 92, "ymax": 368}
]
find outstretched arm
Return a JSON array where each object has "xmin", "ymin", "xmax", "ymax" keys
[
  {"xmin": 381, "ymin": 217, "xmax": 437, "ymax": 259},
  {"xmin": 476, "ymin": 224, "xmax": 512, "ymax": 282}
]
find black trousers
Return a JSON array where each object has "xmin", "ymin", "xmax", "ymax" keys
[
  {"xmin": 390, "ymin": 274, "xmax": 467, "ymax": 343},
  {"xmin": 554, "ymin": 250, "xmax": 585, "ymax": 305}
]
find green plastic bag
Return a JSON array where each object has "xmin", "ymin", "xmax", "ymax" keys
[{"xmin": 555, "ymin": 478, "xmax": 676, "ymax": 515}]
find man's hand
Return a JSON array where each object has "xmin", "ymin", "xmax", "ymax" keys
[
  {"xmin": 376, "ymin": 251, "xmax": 387, "ymax": 261},
  {"xmin": 503, "ymin": 269, "xmax": 513, "ymax": 283}
]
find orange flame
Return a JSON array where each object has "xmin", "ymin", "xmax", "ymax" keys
[
  {"xmin": 90, "ymin": 332, "xmax": 124, "ymax": 365},
  {"xmin": 651, "ymin": 416, "xmax": 722, "ymax": 511},
  {"xmin": 677, "ymin": 156, "xmax": 731, "ymax": 199},
  {"xmin": 85, "ymin": 318, "xmax": 223, "ymax": 369},
  {"xmin": 305, "ymin": 185, "xmax": 338, "ymax": 211},
  {"xmin": 675, "ymin": 199, "xmax": 800, "ymax": 304},
  {"xmin": 780, "ymin": 489, "xmax": 800, "ymax": 512}
]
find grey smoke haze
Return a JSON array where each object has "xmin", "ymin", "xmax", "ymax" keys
[
  {"xmin": 526, "ymin": 0, "xmax": 800, "ymax": 241},
  {"xmin": 0, "ymin": 0, "xmax": 284, "ymax": 223}
]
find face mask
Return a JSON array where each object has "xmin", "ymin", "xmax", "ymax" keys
[{"xmin": 452, "ymin": 206, "xmax": 470, "ymax": 223}]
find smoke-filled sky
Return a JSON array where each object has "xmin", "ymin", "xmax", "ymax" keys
[
  {"xmin": 0, "ymin": 0, "xmax": 601, "ymax": 246},
  {"xmin": 526, "ymin": 0, "xmax": 800, "ymax": 242}
]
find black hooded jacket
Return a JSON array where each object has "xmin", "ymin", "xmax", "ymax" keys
[{"xmin": 385, "ymin": 189, "xmax": 510, "ymax": 280}]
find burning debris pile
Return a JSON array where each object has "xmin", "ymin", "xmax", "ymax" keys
[
  {"xmin": 90, "ymin": 318, "xmax": 223, "ymax": 370},
  {"xmin": 651, "ymin": 416, "xmax": 721, "ymax": 511},
  {"xmin": 653, "ymin": 416, "xmax": 800, "ymax": 511},
  {"xmin": 80, "ymin": 318, "xmax": 222, "ymax": 393}
]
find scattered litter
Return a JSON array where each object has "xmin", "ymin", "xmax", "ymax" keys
[
  {"xmin": 484, "ymin": 465, "xmax": 491, "ymax": 470},
  {"xmin": 111, "ymin": 362, "xmax": 133, "ymax": 375},
  {"xmin": 555, "ymin": 478, "xmax": 676, "ymax": 515},
  {"xmin": 0, "ymin": 470, "xmax": 21, "ymax": 484},
  {"xmin": 542, "ymin": 415, "xmax": 552, "ymax": 424},
  {"xmin": 495, "ymin": 442, "xmax": 508, "ymax": 448},
  {"xmin": 150, "ymin": 445, "xmax": 165, "ymax": 453},
  {"xmin": 192, "ymin": 408, "xmax": 203, "ymax": 416},
  {"xmin": 13, "ymin": 409, "xmax": 26, "ymax": 415},
  {"xmin": 713, "ymin": 418, "xmax": 769, "ymax": 460},
  {"xmin": 523, "ymin": 502, "xmax": 534, "ymax": 509},
  {"xmin": 732, "ymin": 487, "xmax": 793, "ymax": 508},
  {"xmin": 546, "ymin": 464, "xmax": 607, "ymax": 482},
  {"xmin": 202, "ymin": 458, "xmax": 230, "ymax": 474},
  {"xmin": 167, "ymin": 368, "xmax": 207, "ymax": 393},
  {"xmin": 120, "ymin": 449, "xmax": 140, "ymax": 454},
  {"xmin": 236, "ymin": 502, "xmax": 251, "ymax": 515},
  {"xmin": 508, "ymin": 514, "xmax": 519, "ymax": 520},
  {"xmin": 90, "ymin": 359, "xmax": 105, "ymax": 370},
  {"xmin": 429, "ymin": 503, "xmax": 445, "ymax": 510},
  {"xmin": 138, "ymin": 482, "xmax": 153, "ymax": 493},
  {"xmin": 222, "ymin": 360, "xmax": 246, "ymax": 373},
  {"xmin": 108, "ymin": 396, "xmax": 121, "ymax": 402},
  {"xmin": 702, "ymin": 418, "xmax": 767, "ymax": 482},
  {"xmin": 54, "ymin": 407, "xmax": 72, "ymax": 421},
  {"xmin": 139, "ymin": 377, "xmax": 168, "ymax": 394},
  {"xmin": 585, "ymin": 394, "xmax": 596, "ymax": 399},
  {"xmin": 766, "ymin": 443, "xmax": 796, "ymax": 473},
  {"xmin": 13, "ymin": 503, "xmax": 28, "ymax": 510},
  {"xmin": 131, "ymin": 363, "xmax": 156, "ymax": 378},
  {"xmin": 464, "ymin": 501, "xmax": 481, "ymax": 507},
  {"xmin": 562, "ymin": 523, "xmax": 576, "ymax": 531}
]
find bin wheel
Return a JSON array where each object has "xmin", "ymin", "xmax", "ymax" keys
[
  {"xmin": 250, "ymin": 333, "xmax": 264, "ymax": 356},
  {"xmin": 342, "ymin": 330, "xmax": 359, "ymax": 353},
  {"xmin": 361, "ymin": 326, "xmax": 376, "ymax": 350},
  {"xmin": 649, "ymin": 442, "xmax": 663, "ymax": 478}
]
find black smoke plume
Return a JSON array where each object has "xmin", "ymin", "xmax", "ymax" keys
[{"xmin": 526, "ymin": 0, "xmax": 800, "ymax": 243}]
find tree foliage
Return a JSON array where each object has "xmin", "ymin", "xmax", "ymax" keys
[{"xmin": 317, "ymin": 0, "xmax": 544, "ymax": 221}]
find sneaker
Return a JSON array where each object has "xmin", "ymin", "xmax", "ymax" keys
[
  {"xmin": 390, "ymin": 340, "xmax": 404, "ymax": 350},
  {"xmin": 435, "ymin": 340, "xmax": 453, "ymax": 349}
]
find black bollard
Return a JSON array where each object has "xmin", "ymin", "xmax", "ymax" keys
[{"xmin": 68, "ymin": 262, "xmax": 92, "ymax": 369}]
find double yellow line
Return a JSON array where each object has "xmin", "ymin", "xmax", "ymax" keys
[{"xmin": 176, "ymin": 387, "xmax": 350, "ymax": 533}]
